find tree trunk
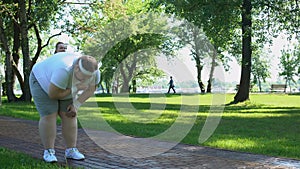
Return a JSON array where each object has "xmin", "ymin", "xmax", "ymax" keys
[
  {"xmin": 285, "ymin": 79, "xmax": 288, "ymax": 93},
  {"xmin": 0, "ymin": 83, "xmax": 1, "ymax": 105},
  {"xmin": 0, "ymin": 17, "xmax": 16, "ymax": 102},
  {"xmin": 19, "ymin": 0, "xmax": 31, "ymax": 102},
  {"xmin": 99, "ymin": 83, "xmax": 105, "ymax": 94},
  {"xmin": 196, "ymin": 63, "xmax": 205, "ymax": 93},
  {"xmin": 258, "ymin": 76, "xmax": 262, "ymax": 92},
  {"xmin": 234, "ymin": 0, "xmax": 252, "ymax": 103},
  {"xmin": 207, "ymin": 51, "xmax": 217, "ymax": 93},
  {"xmin": 105, "ymin": 81, "xmax": 110, "ymax": 93},
  {"xmin": 120, "ymin": 65, "xmax": 131, "ymax": 93},
  {"xmin": 11, "ymin": 8, "xmax": 21, "ymax": 100},
  {"xmin": 132, "ymin": 79, "xmax": 137, "ymax": 93},
  {"xmin": 119, "ymin": 57, "xmax": 137, "ymax": 93},
  {"xmin": 193, "ymin": 28, "xmax": 205, "ymax": 93}
]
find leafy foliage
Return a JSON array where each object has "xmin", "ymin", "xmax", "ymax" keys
[
  {"xmin": 279, "ymin": 43, "xmax": 300, "ymax": 90},
  {"xmin": 251, "ymin": 48, "xmax": 271, "ymax": 91},
  {"xmin": 151, "ymin": 0, "xmax": 299, "ymax": 102},
  {"xmin": 0, "ymin": 0, "xmax": 65, "ymax": 102},
  {"xmin": 67, "ymin": 0, "xmax": 180, "ymax": 93}
]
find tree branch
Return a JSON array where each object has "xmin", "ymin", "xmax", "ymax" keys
[
  {"xmin": 30, "ymin": 24, "xmax": 62, "ymax": 69},
  {"xmin": 12, "ymin": 64, "xmax": 24, "ymax": 93},
  {"xmin": 42, "ymin": 32, "xmax": 63, "ymax": 49},
  {"xmin": 27, "ymin": 0, "xmax": 32, "ymax": 17}
]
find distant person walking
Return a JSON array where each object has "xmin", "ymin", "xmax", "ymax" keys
[{"xmin": 167, "ymin": 76, "xmax": 176, "ymax": 93}]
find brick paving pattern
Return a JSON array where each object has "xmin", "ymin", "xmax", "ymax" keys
[{"xmin": 1, "ymin": 116, "xmax": 300, "ymax": 169}]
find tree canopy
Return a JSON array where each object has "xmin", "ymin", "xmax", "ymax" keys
[
  {"xmin": 0, "ymin": 0, "xmax": 65, "ymax": 102},
  {"xmin": 67, "ymin": 0, "xmax": 181, "ymax": 93},
  {"xmin": 0, "ymin": 0, "xmax": 299, "ymax": 101},
  {"xmin": 279, "ymin": 43, "xmax": 300, "ymax": 92},
  {"xmin": 151, "ymin": 0, "xmax": 299, "ymax": 102}
]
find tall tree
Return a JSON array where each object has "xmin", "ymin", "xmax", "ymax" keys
[
  {"xmin": 19, "ymin": 0, "xmax": 30, "ymax": 101},
  {"xmin": 68, "ymin": 0, "xmax": 177, "ymax": 93},
  {"xmin": 176, "ymin": 21, "xmax": 214, "ymax": 93},
  {"xmin": 100, "ymin": 33, "xmax": 168, "ymax": 93},
  {"xmin": 279, "ymin": 44, "xmax": 300, "ymax": 92},
  {"xmin": 0, "ymin": 2, "xmax": 18, "ymax": 101},
  {"xmin": 0, "ymin": 17, "xmax": 13, "ymax": 99},
  {"xmin": 151, "ymin": 0, "xmax": 299, "ymax": 102},
  {"xmin": 251, "ymin": 48, "xmax": 271, "ymax": 92},
  {"xmin": 0, "ymin": 0, "xmax": 64, "ymax": 102},
  {"xmin": 233, "ymin": 0, "xmax": 252, "ymax": 102},
  {"xmin": 150, "ymin": 0, "xmax": 240, "ymax": 94}
]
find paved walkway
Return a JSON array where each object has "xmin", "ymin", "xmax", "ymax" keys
[{"xmin": 1, "ymin": 116, "xmax": 300, "ymax": 169}]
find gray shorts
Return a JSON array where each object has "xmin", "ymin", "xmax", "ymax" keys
[{"xmin": 29, "ymin": 72, "xmax": 72, "ymax": 117}]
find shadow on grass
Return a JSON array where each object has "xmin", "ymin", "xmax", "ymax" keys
[
  {"xmin": 199, "ymin": 113, "xmax": 300, "ymax": 159},
  {"xmin": 1, "ymin": 94, "xmax": 300, "ymax": 159},
  {"xmin": 0, "ymin": 101, "xmax": 40, "ymax": 121},
  {"xmin": 96, "ymin": 93, "xmax": 183, "ymax": 98},
  {"xmin": 82, "ymin": 100, "xmax": 300, "ymax": 159}
]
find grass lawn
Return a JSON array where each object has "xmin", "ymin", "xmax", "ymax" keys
[
  {"xmin": 0, "ymin": 93, "xmax": 299, "ymax": 160},
  {"xmin": 0, "ymin": 147, "xmax": 69, "ymax": 169},
  {"xmin": 203, "ymin": 94, "xmax": 300, "ymax": 159}
]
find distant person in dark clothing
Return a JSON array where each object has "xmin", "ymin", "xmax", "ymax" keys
[{"xmin": 167, "ymin": 76, "xmax": 176, "ymax": 93}]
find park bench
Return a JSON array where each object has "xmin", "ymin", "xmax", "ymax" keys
[{"xmin": 270, "ymin": 84, "xmax": 286, "ymax": 93}]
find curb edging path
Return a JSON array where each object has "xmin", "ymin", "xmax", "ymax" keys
[{"xmin": 1, "ymin": 116, "xmax": 300, "ymax": 169}]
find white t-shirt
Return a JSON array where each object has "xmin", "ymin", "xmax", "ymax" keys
[{"xmin": 32, "ymin": 52, "xmax": 100, "ymax": 99}]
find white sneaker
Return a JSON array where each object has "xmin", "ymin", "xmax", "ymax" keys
[
  {"xmin": 43, "ymin": 149, "xmax": 57, "ymax": 163},
  {"xmin": 65, "ymin": 148, "xmax": 85, "ymax": 160}
]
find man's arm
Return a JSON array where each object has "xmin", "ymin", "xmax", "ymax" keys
[
  {"xmin": 48, "ymin": 83, "xmax": 71, "ymax": 99},
  {"xmin": 65, "ymin": 84, "xmax": 96, "ymax": 117},
  {"xmin": 76, "ymin": 84, "xmax": 96, "ymax": 104}
]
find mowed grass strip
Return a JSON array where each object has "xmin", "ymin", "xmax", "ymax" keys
[{"xmin": 0, "ymin": 147, "xmax": 70, "ymax": 169}]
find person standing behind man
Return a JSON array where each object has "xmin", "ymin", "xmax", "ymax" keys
[
  {"xmin": 167, "ymin": 76, "xmax": 176, "ymax": 93},
  {"xmin": 29, "ymin": 52, "xmax": 100, "ymax": 163},
  {"xmin": 54, "ymin": 42, "xmax": 67, "ymax": 54}
]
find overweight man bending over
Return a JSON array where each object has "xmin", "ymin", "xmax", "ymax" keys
[{"xmin": 29, "ymin": 52, "xmax": 100, "ymax": 163}]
